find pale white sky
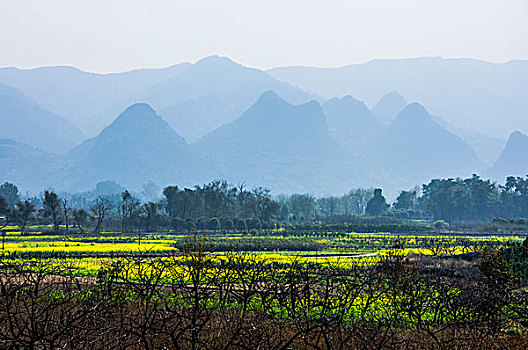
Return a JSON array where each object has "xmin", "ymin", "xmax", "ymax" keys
[{"xmin": 1, "ymin": 0, "xmax": 527, "ymax": 72}]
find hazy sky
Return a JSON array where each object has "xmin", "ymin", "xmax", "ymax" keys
[{"xmin": 1, "ymin": 0, "xmax": 527, "ymax": 73}]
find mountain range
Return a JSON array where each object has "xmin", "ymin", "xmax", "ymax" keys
[
  {"xmin": 0, "ymin": 55, "xmax": 526, "ymax": 195},
  {"xmin": 60, "ymin": 103, "xmax": 219, "ymax": 191},
  {"xmin": 0, "ymin": 63, "xmax": 191, "ymax": 134},
  {"xmin": 375, "ymin": 103, "xmax": 482, "ymax": 183},
  {"xmin": 0, "ymin": 56, "xmax": 315, "ymax": 141},
  {"xmin": 268, "ymin": 57, "xmax": 528, "ymax": 139},
  {"xmin": 485, "ymin": 131, "xmax": 528, "ymax": 181},
  {"xmin": 193, "ymin": 91, "xmax": 379, "ymax": 194},
  {"xmin": 322, "ymin": 95, "xmax": 384, "ymax": 156},
  {"xmin": 0, "ymin": 83, "xmax": 86, "ymax": 154}
]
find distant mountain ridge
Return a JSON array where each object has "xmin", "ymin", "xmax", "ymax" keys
[
  {"xmin": 375, "ymin": 103, "xmax": 483, "ymax": 184},
  {"xmin": 0, "ymin": 94, "xmax": 509, "ymax": 196},
  {"xmin": 268, "ymin": 57, "xmax": 528, "ymax": 138},
  {"xmin": 322, "ymin": 95, "xmax": 384, "ymax": 155},
  {"xmin": 148, "ymin": 55, "xmax": 318, "ymax": 142},
  {"xmin": 193, "ymin": 91, "xmax": 378, "ymax": 195},
  {"xmin": 0, "ymin": 56, "xmax": 316, "ymax": 141},
  {"xmin": 485, "ymin": 131, "xmax": 528, "ymax": 181},
  {"xmin": 372, "ymin": 91, "xmax": 407, "ymax": 123},
  {"xmin": 0, "ymin": 138, "xmax": 64, "ymax": 192},
  {"xmin": 0, "ymin": 55, "xmax": 526, "ymax": 195},
  {"xmin": 0, "ymin": 63, "xmax": 192, "ymax": 134},
  {"xmin": 0, "ymin": 83, "xmax": 86, "ymax": 154},
  {"xmin": 60, "ymin": 103, "xmax": 220, "ymax": 191}
]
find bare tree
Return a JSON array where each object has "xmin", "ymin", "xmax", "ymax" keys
[
  {"xmin": 120, "ymin": 190, "xmax": 140, "ymax": 233},
  {"xmin": 61, "ymin": 198, "xmax": 72, "ymax": 232},
  {"xmin": 90, "ymin": 196, "xmax": 112, "ymax": 234},
  {"xmin": 72, "ymin": 208, "xmax": 90, "ymax": 234}
]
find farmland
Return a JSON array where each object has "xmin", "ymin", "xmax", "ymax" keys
[
  {"xmin": 1, "ymin": 226, "xmax": 528, "ymax": 348},
  {"xmin": 2, "ymin": 177, "xmax": 528, "ymax": 348},
  {"xmin": 2, "ymin": 227, "xmax": 523, "ymax": 261}
]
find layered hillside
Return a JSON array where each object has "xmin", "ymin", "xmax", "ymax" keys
[
  {"xmin": 485, "ymin": 131, "xmax": 528, "ymax": 181},
  {"xmin": 323, "ymin": 95, "xmax": 385, "ymax": 155},
  {"xmin": 60, "ymin": 103, "xmax": 220, "ymax": 191},
  {"xmin": 146, "ymin": 56, "xmax": 316, "ymax": 142},
  {"xmin": 193, "ymin": 91, "xmax": 379, "ymax": 195},
  {"xmin": 0, "ymin": 83, "xmax": 86, "ymax": 154},
  {"xmin": 375, "ymin": 103, "xmax": 482, "ymax": 183},
  {"xmin": 0, "ymin": 139, "xmax": 64, "ymax": 192},
  {"xmin": 269, "ymin": 58, "xmax": 528, "ymax": 138},
  {"xmin": 0, "ymin": 64, "xmax": 191, "ymax": 134}
]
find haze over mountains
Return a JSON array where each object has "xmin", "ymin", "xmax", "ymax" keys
[
  {"xmin": 0, "ymin": 83, "xmax": 85, "ymax": 154},
  {"xmin": 0, "ymin": 56, "xmax": 315, "ymax": 141},
  {"xmin": 0, "ymin": 55, "xmax": 527, "ymax": 195},
  {"xmin": 0, "ymin": 139, "xmax": 64, "ymax": 192},
  {"xmin": 268, "ymin": 57, "xmax": 528, "ymax": 139},
  {"xmin": 485, "ymin": 131, "xmax": 528, "ymax": 181},
  {"xmin": 0, "ymin": 63, "xmax": 192, "ymax": 134},
  {"xmin": 322, "ymin": 95, "xmax": 384, "ymax": 155},
  {"xmin": 146, "ymin": 56, "xmax": 317, "ymax": 143},
  {"xmin": 371, "ymin": 91, "xmax": 407, "ymax": 124},
  {"xmin": 376, "ymin": 103, "xmax": 482, "ymax": 181},
  {"xmin": 59, "ymin": 103, "xmax": 218, "ymax": 191},
  {"xmin": 193, "ymin": 91, "xmax": 377, "ymax": 194}
]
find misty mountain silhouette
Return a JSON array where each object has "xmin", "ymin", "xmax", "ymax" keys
[
  {"xmin": 193, "ymin": 91, "xmax": 377, "ymax": 195},
  {"xmin": 141, "ymin": 55, "xmax": 316, "ymax": 142},
  {"xmin": 485, "ymin": 130, "xmax": 528, "ymax": 181},
  {"xmin": 0, "ymin": 83, "xmax": 85, "ymax": 154},
  {"xmin": 323, "ymin": 95, "xmax": 384, "ymax": 155},
  {"xmin": 0, "ymin": 56, "xmax": 525, "ymax": 195},
  {"xmin": 61, "ymin": 103, "xmax": 219, "ymax": 191},
  {"xmin": 0, "ymin": 138, "xmax": 63, "ymax": 192},
  {"xmin": 0, "ymin": 63, "xmax": 192, "ymax": 134},
  {"xmin": 376, "ymin": 103, "xmax": 482, "ymax": 181},
  {"xmin": 372, "ymin": 91, "xmax": 407, "ymax": 123},
  {"xmin": 268, "ymin": 57, "xmax": 528, "ymax": 138}
]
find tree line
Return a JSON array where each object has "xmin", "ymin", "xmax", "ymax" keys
[
  {"xmin": 394, "ymin": 175, "xmax": 528, "ymax": 222},
  {"xmin": 1, "ymin": 174, "xmax": 528, "ymax": 234}
]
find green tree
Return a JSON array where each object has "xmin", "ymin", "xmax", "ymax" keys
[
  {"xmin": 0, "ymin": 196, "xmax": 10, "ymax": 229},
  {"xmin": 15, "ymin": 201, "xmax": 35, "ymax": 235},
  {"xmin": 365, "ymin": 188, "xmax": 389, "ymax": 216},
  {"xmin": 163, "ymin": 185, "xmax": 180, "ymax": 219},
  {"xmin": 0, "ymin": 196, "xmax": 9, "ymax": 216},
  {"xmin": 207, "ymin": 217, "xmax": 220, "ymax": 233},
  {"xmin": 140, "ymin": 202, "xmax": 161, "ymax": 232},
  {"xmin": 0, "ymin": 182, "xmax": 20, "ymax": 208},
  {"xmin": 393, "ymin": 190, "xmax": 418, "ymax": 210}
]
